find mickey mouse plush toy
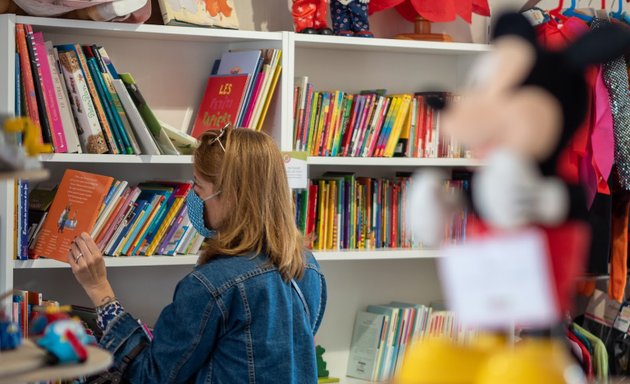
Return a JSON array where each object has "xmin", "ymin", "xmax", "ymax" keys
[{"xmin": 401, "ymin": 11, "xmax": 630, "ymax": 384}]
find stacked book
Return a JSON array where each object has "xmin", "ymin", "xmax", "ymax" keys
[
  {"xmin": 191, "ymin": 48, "xmax": 282, "ymax": 136},
  {"xmin": 15, "ymin": 23, "xmax": 194, "ymax": 156},
  {"xmin": 24, "ymin": 169, "xmax": 201, "ymax": 261},
  {"xmin": 293, "ymin": 77, "xmax": 468, "ymax": 158},
  {"xmin": 292, "ymin": 173, "xmax": 471, "ymax": 251}
]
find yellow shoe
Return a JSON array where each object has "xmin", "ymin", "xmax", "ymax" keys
[
  {"xmin": 476, "ymin": 338, "xmax": 585, "ymax": 384},
  {"xmin": 397, "ymin": 334, "xmax": 505, "ymax": 384}
]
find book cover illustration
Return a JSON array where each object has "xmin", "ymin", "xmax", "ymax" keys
[
  {"xmin": 33, "ymin": 169, "xmax": 114, "ymax": 263},
  {"xmin": 158, "ymin": 0, "xmax": 239, "ymax": 29},
  {"xmin": 191, "ymin": 73, "xmax": 248, "ymax": 138}
]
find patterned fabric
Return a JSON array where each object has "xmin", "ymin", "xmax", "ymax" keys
[
  {"xmin": 291, "ymin": 0, "xmax": 329, "ymax": 32},
  {"xmin": 592, "ymin": 18, "xmax": 630, "ymax": 190},
  {"xmin": 331, "ymin": 0, "xmax": 369, "ymax": 33},
  {"xmin": 97, "ymin": 299, "xmax": 125, "ymax": 332}
]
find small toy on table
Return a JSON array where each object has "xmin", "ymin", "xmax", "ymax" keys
[
  {"xmin": 30, "ymin": 305, "xmax": 97, "ymax": 365},
  {"xmin": 0, "ymin": 291, "xmax": 22, "ymax": 351},
  {"xmin": 331, "ymin": 0, "xmax": 373, "ymax": 37}
]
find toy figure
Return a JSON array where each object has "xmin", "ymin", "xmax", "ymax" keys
[
  {"xmin": 400, "ymin": 12, "xmax": 630, "ymax": 384},
  {"xmin": 30, "ymin": 306, "xmax": 96, "ymax": 365},
  {"xmin": 0, "ymin": 291, "xmax": 22, "ymax": 351},
  {"xmin": 331, "ymin": 0, "xmax": 373, "ymax": 37},
  {"xmin": 0, "ymin": 116, "xmax": 51, "ymax": 175},
  {"xmin": 291, "ymin": 0, "xmax": 334, "ymax": 34}
]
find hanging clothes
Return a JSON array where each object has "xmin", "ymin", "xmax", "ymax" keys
[
  {"xmin": 573, "ymin": 322, "xmax": 609, "ymax": 381},
  {"xmin": 568, "ymin": 329, "xmax": 594, "ymax": 377},
  {"xmin": 608, "ymin": 176, "xmax": 630, "ymax": 303},
  {"xmin": 592, "ymin": 18, "xmax": 630, "ymax": 191}
]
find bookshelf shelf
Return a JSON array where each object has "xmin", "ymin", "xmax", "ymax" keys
[
  {"xmin": 13, "ymin": 249, "xmax": 439, "ymax": 269},
  {"xmin": 293, "ymin": 33, "xmax": 489, "ymax": 55},
  {"xmin": 313, "ymin": 248, "xmax": 440, "ymax": 261},
  {"xmin": 39, "ymin": 153, "xmax": 193, "ymax": 164},
  {"xmin": 15, "ymin": 16, "xmax": 283, "ymax": 43},
  {"xmin": 13, "ymin": 255, "xmax": 200, "ymax": 269},
  {"xmin": 307, "ymin": 156, "xmax": 483, "ymax": 167}
]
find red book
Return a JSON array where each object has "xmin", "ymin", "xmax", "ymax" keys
[
  {"xmin": 15, "ymin": 24, "xmax": 42, "ymax": 144},
  {"xmin": 191, "ymin": 74, "xmax": 249, "ymax": 138}
]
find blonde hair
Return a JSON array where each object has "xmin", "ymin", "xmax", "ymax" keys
[{"xmin": 194, "ymin": 128, "xmax": 305, "ymax": 280}]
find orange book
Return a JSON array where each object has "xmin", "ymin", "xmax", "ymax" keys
[
  {"xmin": 191, "ymin": 73, "xmax": 249, "ymax": 137},
  {"xmin": 33, "ymin": 170, "xmax": 114, "ymax": 263}
]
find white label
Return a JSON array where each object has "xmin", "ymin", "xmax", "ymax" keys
[
  {"xmin": 282, "ymin": 152, "xmax": 308, "ymax": 190},
  {"xmin": 439, "ymin": 229, "xmax": 558, "ymax": 328}
]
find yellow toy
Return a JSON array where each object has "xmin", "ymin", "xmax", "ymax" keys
[{"xmin": 0, "ymin": 116, "xmax": 51, "ymax": 178}]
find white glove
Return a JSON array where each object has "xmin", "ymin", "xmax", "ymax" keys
[
  {"xmin": 473, "ymin": 149, "xmax": 569, "ymax": 229},
  {"xmin": 407, "ymin": 169, "xmax": 450, "ymax": 247}
]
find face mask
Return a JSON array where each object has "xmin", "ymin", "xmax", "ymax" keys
[{"xmin": 186, "ymin": 189, "xmax": 220, "ymax": 238}]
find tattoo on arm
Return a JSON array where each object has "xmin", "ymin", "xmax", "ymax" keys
[{"xmin": 99, "ymin": 295, "xmax": 117, "ymax": 306}]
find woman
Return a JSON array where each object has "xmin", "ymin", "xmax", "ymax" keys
[{"xmin": 69, "ymin": 127, "xmax": 327, "ymax": 383}]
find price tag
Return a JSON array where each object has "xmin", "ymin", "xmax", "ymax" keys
[
  {"xmin": 282, "ymin": 152, "xmax": 308, "ymax": 190},
  {"xmin": 438, "ymin": 230, "xmax": 558, "ymax": 328}
]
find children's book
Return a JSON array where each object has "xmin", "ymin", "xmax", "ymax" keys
[
  {"xmin": 158, "ymin": 0, "xmax": 239, "ymax": 29},
  {"xmin": 120, "ymin": 73, "xmax": 178, "ymax": 155},
  {"xmin": 191, "ymin": 73, "xmax": 249, "ymax": 137},
  {"xmin": 346, "ymin": 311, "xmax": 388, "ymax": 381},
  {"xmin": 33, "ymin": 169, "xmax": 114, "ymax": 263}
]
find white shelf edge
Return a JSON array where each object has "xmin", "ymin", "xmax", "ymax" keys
[
  {"xmin": 293, "ymin": 33, "xmax": 489, "ymax": 54},
  {"xmin": 313, "ymin": 248, "xmax": 440, "ymax": 261},
  {"xmin": 15, "ymin": 15, "xmax": 283, "ymax": 41},
  {"xmin": 39, "ymin": 154, "xmax": 193, "ymax": 164},
  {"xmin": 14, "ymin": 255, "xmax": 200, "ymax": 269},
  {"xmin": 307, "ymin": 156, "xmax": 483, "ymax": 167},
  {"xmin": 14, "ymin": 250, "xmax": 438, "ymax": 268}
]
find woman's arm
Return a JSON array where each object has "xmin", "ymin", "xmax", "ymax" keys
[{"xmin": 70, "ymin": 233, "xmax": 222, "ymax": 383}]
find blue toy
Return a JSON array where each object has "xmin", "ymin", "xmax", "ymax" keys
[
  {"xmin": 0, "ymin": 290, "xmax": 22, "ymax": 351},
  {"xmin": 30, "ymin": 306, "xmax": 96, "ymax": 365}
]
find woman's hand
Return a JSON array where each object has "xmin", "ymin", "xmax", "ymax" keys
[{"xmin": 68, "ymin": 232, "xmax": 116, "ymax": 307}]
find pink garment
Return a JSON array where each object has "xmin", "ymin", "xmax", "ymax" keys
[
  {"xmin": 568, "ymin": 337, "xmax": 584, "ymax": 363},
  {"xmin": 590, "ymin": 65, "xmax": 615, "ymax": 187}
]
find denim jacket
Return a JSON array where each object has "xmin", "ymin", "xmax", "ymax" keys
[{"xmin": 99, "ymin": 251, "xmax": 326, "ymax": 383}]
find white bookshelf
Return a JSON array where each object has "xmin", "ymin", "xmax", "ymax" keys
[
  {"xmin": 307, "ymin": 156, "xmax": 483, "ymax": 167},
  {"xmin": 40, "ymin": 153, "xmax": 193, "ymax": 164},
  {"xmin": 0, "ymin": 13, "xmax": 485, "ymax": 382},
  {"xmin": 12, "ymin": 249, "xmax": 441, "ymax": 269}
]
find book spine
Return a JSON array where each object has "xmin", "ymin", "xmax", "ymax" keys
[
  {"xmin": 86, "ymin": 57, "xmax": 133, "ymax": 154},
  {"xmin": 145, "ymin": 197, "xmax": 186, "ymax": 256},
  {"xmin": 46, "ymin": 43, "xmax": 81, "ymax": 153},
  {"xmin": 31, "ymin": 31, "xmax": 67, "ymax": 153},
  {"xmin": 57, "ymin": 50, "xmax": 108, "ymax": 154},
  {"xmin": 15, "ymin": 52, "xmax": 21, "ymax": 116},
  {"xmin": 157, "ymin": 203, "xmax": 186, "ymax": 255},
  {"xmin": 93, "ymin": 47, "xmax": 141, "ymax": 154},
  {"xmin": 20, "ymin": 181, "xmax": 29, "ymax": 260},
  {"xmin": 63, "ymin": 44, "xmax": 119, "ymax": 154},
  {"xmin": 15, "ymin": 24, "xmax": 44, "ymax": 146}
]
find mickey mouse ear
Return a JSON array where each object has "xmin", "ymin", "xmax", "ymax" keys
[
  {"xmin": 491, "ymin": 12, "xmax": 537, "ymax": 47},
  {"xmin": 565, "ymin": 23, "xmax": 630, "ymax": 70}
]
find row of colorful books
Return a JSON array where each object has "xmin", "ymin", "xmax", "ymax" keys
[
  {"xmin": 347, "ymin": 302, "xmax": 477, "ymax": 382},
  {"xmin": 15, "ymin": 24, "xmax": 194, "ymax": 156},
  {"xmin": 292, "ymin": 173, "xmax": 470, "ymax": 251},
  {"xmin": 292, "ymin": 78, "xmax": 468, "ymax": 159},
  {"xmin": 191, "ymin": 48, "xmax": 282, "ymax": 135},
  {"xmin": 22, "ymin": 169, "xmax": 202, "ymax": 261}
]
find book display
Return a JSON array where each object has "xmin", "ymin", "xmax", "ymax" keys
[{"xmin": 0, "ymin": 13, "xmax": 487, "ymax": 383}]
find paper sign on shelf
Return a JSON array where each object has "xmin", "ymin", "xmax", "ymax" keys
[
  {"xmin": 438, "ymin": 229, "xmax": 558, "ymax": 329},
  {"xmin": 282, "ymin": 152, "xmax": 308, "ymax": 190}
]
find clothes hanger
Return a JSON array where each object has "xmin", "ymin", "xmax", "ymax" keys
[
  {"xmin": 549, "ymin": 0, "xmax": 569, "ymax": 24},
  {"xmin": 564, "ymin": 0, "xmax": 595, "ymax": 21},
  {"xmin": 609, "ymin": 0, "xmax": 630, "ymax": 24}
]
